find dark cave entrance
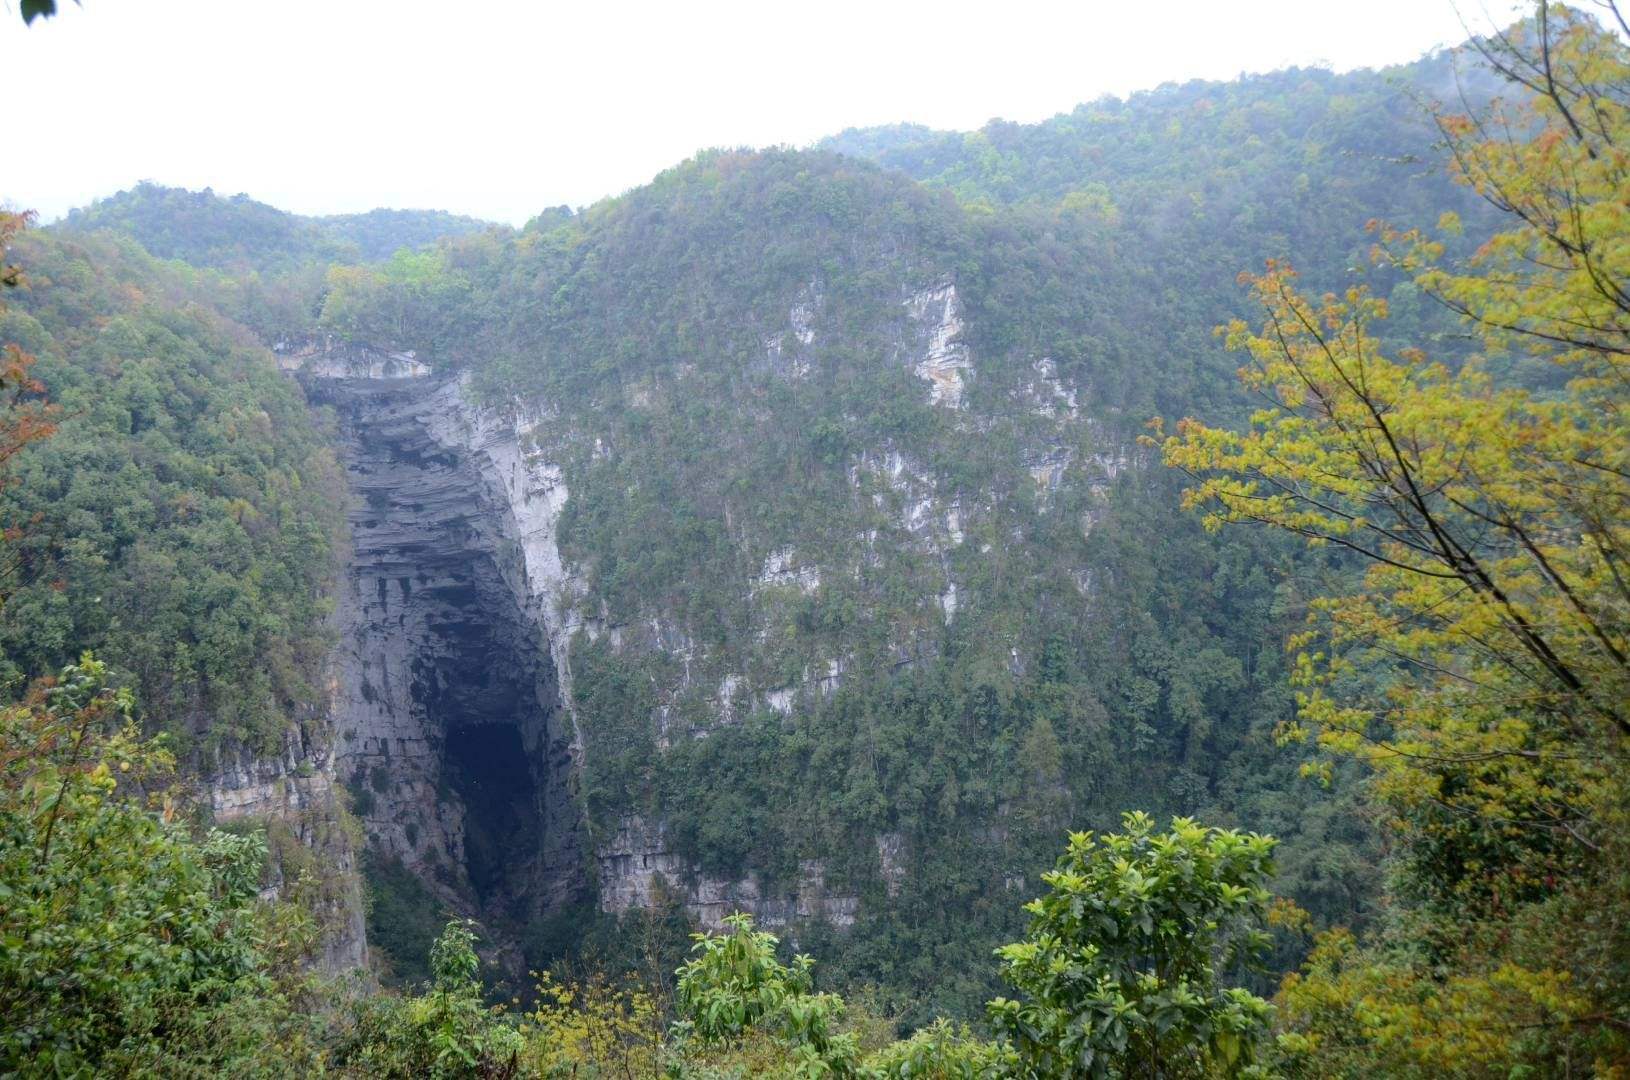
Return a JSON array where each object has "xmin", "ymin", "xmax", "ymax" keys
[
  {"xmin": 412, "ymin": 567, "xmax": 553, "ymax": 917},
  {"xmin": 443, "ymin": 722, "xmax": 539, "ymax": 904}
]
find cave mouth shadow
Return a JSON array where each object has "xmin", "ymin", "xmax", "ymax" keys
[
  {"xmin": 442, "ymin": 721, "xmax": 542, "ymax": 910},
  {"xmin": 406, "ymin": 548, "xmax": 553, "ymax": 917}
]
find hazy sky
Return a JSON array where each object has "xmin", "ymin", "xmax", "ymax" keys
[{"xmin": 4, "ymin": 0, "xmax": 1519, "ymax": 225}]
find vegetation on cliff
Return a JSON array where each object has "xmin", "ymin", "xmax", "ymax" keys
[{"xmin": 0, "ymin": 2, "xmax": 1625, "ymax": 1075}]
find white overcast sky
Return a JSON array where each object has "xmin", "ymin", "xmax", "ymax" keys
[{"xmin": 3, "ymin": 0, "xmax": 1521, "ymax": 225}]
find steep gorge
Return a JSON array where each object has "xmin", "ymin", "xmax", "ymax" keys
[{"xmin": 297, "ymin": 351, "xmax": 587, "ymax": 960}]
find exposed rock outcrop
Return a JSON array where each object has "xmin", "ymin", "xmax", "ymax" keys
[
  {"xmin": 597, "ymin": 816, "xmax": 859, "ymax": 930},
  {"xmin": 275, "ymin": 335, "xmax": 430, "ymax": 380},
  {"xmin": 905, "ymin": 283, "xmax": 972, "ymax": 408},
  {"xmin": 204, "ymin": 725, "xmax": 368, "ymax": 971}
]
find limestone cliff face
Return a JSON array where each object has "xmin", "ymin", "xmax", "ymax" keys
[
  {"xmin": 285, "ymin": 344, "xmax": 879, "ymax": 934},
  {"xmin": 343, "ymin": 370, "xmax": 869, "ymax": 932},
  {"xmin": 274, "ymin": 335, "xmax": 431, "ymax": 380},
  {"xmin": 597, "ymin": 816, "xmax": 859, "ymax": 930},
  {"xmin": 284, "ymin": 272, "xmax": 1140, "ymax": 943},
  {"xmin": 299, "ymin": 365, "xmax": 586, "ymax": 951}
]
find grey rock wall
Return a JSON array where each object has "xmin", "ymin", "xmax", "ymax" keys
[
  {"xmin": 302, "ymin": 365, "xmax": 587, "ymax": 965},
  {"xmin": 203, "ymin": 724, "xmax": 368, "ymax": 971}
]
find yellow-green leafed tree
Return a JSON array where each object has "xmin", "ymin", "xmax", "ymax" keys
[
  {"xmin": 1167, "ymin": 260, "xmax": 1625, "ymax": 857},
  {"xmin": 1162, "ymin": 3, "xmax": 1629, "ymax": 1073},
  {"xmin": 521, "ymin": 971, "xmax": 666, "ymax": 1079}
]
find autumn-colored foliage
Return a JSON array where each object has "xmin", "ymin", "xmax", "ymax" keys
[
  {"xmin": 0, "ymin": 211, "xmax": 57, "ymax": 499},
  {"xmin": 1164, "ymin": 4, "xmax": 1630, "ymax": 1072}
]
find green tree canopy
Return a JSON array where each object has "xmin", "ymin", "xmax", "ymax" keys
[{"xmin": 989, "ymin": 813, "xmax": 1277, "ymax": 1079}]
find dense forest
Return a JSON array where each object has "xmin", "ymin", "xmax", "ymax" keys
[{"xmin": 0, "ymin": 3, "xmax": 1626, "ymax": 1077}]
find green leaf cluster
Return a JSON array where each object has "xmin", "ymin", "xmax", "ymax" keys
[
  {"xmin": 0, "ymin": 655, "xmax": 327, "ymax": 1076},
  {"xmin": 989, "ymin": 813, "xmax": 1276, "ymax": 1079}
]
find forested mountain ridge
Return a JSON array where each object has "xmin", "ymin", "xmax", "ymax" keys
[
  {"xmin": 820, "ymin": 58, "xmax": 1492, "ymax": 205},
  {"xmin": 298, "ymin": 47, "xmax": 1504, "ymax": 1015},
  {"xmin": 60, "ymin": 182, "xmax": 498, "ymax": 273},
  {"xmin": 821, "ymin": 53, "xmax": 1509, "ymax": 373},
  {"xmin": 0, "ymin": 227, "xmax": 344, "ymax": 749},
  {"xmin": 21, "ymin": 43, "xmax": 1494, "ymax": 1001},
  {"xmin": 2, "ymin": 7, "xmax": 1625, "ymax": 1074}
]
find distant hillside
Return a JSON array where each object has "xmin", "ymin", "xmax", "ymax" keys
[
  {"xmin": 59, "ymin": 183, "xmax": 343, "ymax": 272},
  {"xmin": 821, "ymin": 55, "xmax": 1503, "ymax": 307},
  {"xmin": 820, "ymin": 55, "xmax": 1498, "ymax": 208},
  {"xmin": 59, "ymin": 182, "xmax": 498, "ymax": 273},
  {"xmin": 314, "ymin": 207, "xmax": 493, "ymax": 262}
]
